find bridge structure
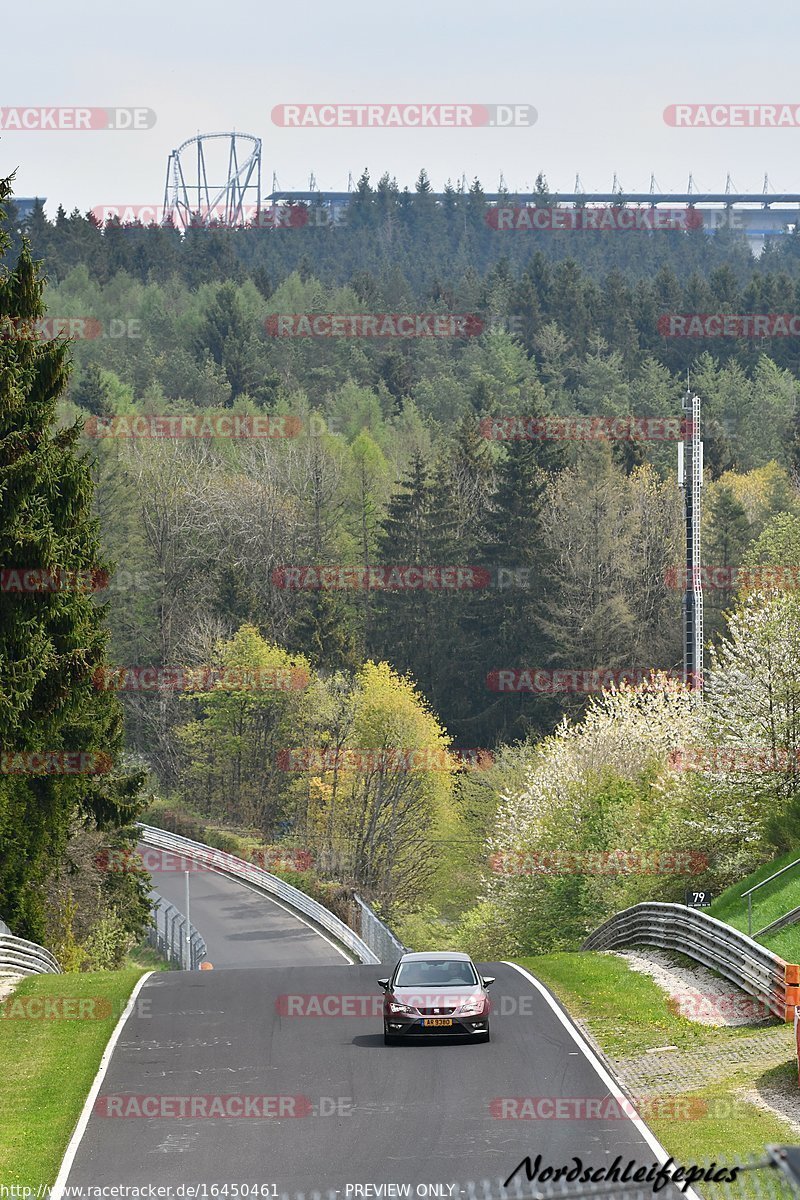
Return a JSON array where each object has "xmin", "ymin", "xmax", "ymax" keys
[{"xmin": 268, "ymin": 187, "xmax": 800, "ymax": 252}]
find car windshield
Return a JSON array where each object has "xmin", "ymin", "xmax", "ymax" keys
[{"xmin": 394, "ymin": 959, "xmax": 479, "ymax": 987}]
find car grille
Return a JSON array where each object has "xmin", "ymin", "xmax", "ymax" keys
[{"xmin": 417, "ymin": 1006, "xmax": 458, "ymax": 1016}]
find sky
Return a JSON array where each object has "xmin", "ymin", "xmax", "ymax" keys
[{"xmin": 2, "ymin": 0, "xmax": 800, "ymax": 216}]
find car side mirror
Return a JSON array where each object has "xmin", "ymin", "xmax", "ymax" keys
[
  {"xmin": 377, "ymin": 978, "xmax": 390, "ymax": 989},
  {"xmin": 482, "ymin": 977, "xmax": 495, "ymax": 987}
]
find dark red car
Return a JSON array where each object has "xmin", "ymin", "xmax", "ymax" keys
[{"xmin": 379, "ymin": 951, "xmax": 493, "ymax": 1044}]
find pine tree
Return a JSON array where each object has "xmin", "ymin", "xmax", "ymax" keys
[
  {"xmin": 194, "ymin": 282, "xmax": 258, "ymax": 401},
  {"xmin": 533, "ymin": 172, "xmax": 553, "ymax": 208},
  {"xmin": 349, "ymin": 170, "xmax": 375, "ymax": 231},
  {"xmin": 291, "ymin": 591, "xmax": 359, "ymax": 672},
  {"xmin": 371, "ymin": 454, "xmax": 463, "ymax": 717},
  {"xmin": 0, "ymin": 179, "xmax": 143, "ymax": 938},
  {"xmin": 476, "ymin": 433, "xmax": 564, "ymax": 742},
  {"xmin": 704, "ymin": 483, "xmax": 751, "ymax": 642},
  {"xmin": 72, "ymin": 362, "xmax": 113, "ymax": 416}
]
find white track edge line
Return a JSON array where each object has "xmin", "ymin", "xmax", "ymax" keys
[
  {"xmin": 51, "ymin": 970, "xmax": 154, "ymax": 1199},
  {"xmin": 504, "ymin": 961, "xmax": 703, "ymax": 1199}
]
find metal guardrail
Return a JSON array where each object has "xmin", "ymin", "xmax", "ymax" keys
[
  {"xmin": 137, "ymin": 824, "xmax": 381, "ymax": 965},
  {"xmin": 352, "ymin": 892, "xmax": 406, "ymax": 964},
  {"xmin": 582, "ymin": 901, "xmax": 800, "ymax": 1021},
  {"xmin": 0, "ymin": 933, "xmax": 62, "ymax": 975},
  {"xmin": 148, "ymin": 894, "xmax": 207, "ymax": 970}
]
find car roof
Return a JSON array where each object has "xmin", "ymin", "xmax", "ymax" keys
[{"xmin": 397, "ymin": 951, "xmax": 472, "ymax": 962}]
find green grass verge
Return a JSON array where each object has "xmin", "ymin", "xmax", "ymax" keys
[
  {"xmin": 520, "ymin": 951, "xmax": 798, "ymax": 1161},
  {"xmin": 0, "ymin": 968, "xmax": 145, "ymax": 1187},
  {"xmin": 126, "ymin": 942, "xmax": 174, "ymax": 971},
  {"xmin": 646, "ymin": 1076, "xmax": 795, "ymax": 1162},
  {"xmin": 519, "ymin": 951, "xmax": 776, "ymax": 1056},
  {"xmin": 709, "ymin": 850, "xmax": 800, "ymax": 961}
]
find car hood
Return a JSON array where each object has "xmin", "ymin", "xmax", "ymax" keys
[{"xmin": 391, "ymin": 984, "xmax": 484, "ymax": 1005}]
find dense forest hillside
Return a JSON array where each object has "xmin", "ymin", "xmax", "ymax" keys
[{"xmin": 4, "ymin": 177, "xmax": 800, "ymax": 949}]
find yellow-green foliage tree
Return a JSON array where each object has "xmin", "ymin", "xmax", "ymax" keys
[
  {"xmin": 305, "ymin": 661, "xmax": 455, "ymax": 913},
  {"xmin": 175, "ymin": 624, "xmax": 312, "ymax": 837}
]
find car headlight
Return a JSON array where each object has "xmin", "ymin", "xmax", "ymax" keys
[
  {"xmin": 458, "ymin": 996, "xmax": 486, "ymax": 1016},
  {"xmin": 387, "ymin": 1001, "xmax": 417, "ymax": 1015}
]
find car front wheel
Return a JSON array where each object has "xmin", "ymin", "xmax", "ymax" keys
[{"xmin": 384, "ymin": 1029, "xmax": 399, "ymax": 1045}]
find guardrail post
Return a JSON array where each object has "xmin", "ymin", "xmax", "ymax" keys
[
  {"xmin": 146, "ymin": 890, "xmax": 206, "ymax": 971},
  {"xmin": 749, "ymin": 892, "xmax": 753, "ymax": 938},
  {"xmin": 786, "ymin": 965, "xmax": 800, "ymax": 1021},
  {"xmin": 184, "ymin": 869, "xmax": 191, "ymax": 962}
]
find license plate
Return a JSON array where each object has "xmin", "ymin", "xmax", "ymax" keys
[{"xmin": 423, "ymin": 1018, "xmax": 453, "ymax": 1027}]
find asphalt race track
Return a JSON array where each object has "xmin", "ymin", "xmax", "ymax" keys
[
  {"xmin": 145, "ymin": 849, "xmax": 348, "ymax": 968},
  {"xmin": 63, "ymin": 958, "xmax": 673, "ymax": 1194},
  {"xmin": 60, "ymin": 853, "xmax": 677, "ymax": 1194}
]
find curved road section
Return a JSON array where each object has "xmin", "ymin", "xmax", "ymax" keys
[
  {"xmin": 146, "ymin": 852, "xmax": 347, "ymax": 968},
  {"xmin": 62, "ymin": 855, "xmax": 678, "ymax": 1195}
]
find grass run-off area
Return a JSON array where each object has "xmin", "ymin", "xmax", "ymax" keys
[
  {"xmin": 0, "ymin": 967, "xmax": 145, "ymax": 1187},
  {"xmin": 708, "ymin": 850, "xmax": 800, "ymax": 962},
  {"xmin": 523, "ymin": 949, "xmax": 798, "ymax": 1163}
]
